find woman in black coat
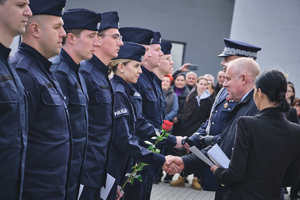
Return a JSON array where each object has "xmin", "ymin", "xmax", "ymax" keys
[
  {"xmin": 177, "ymin": 76, "xmax": 213, "ymax": 137},
  {"xmin": 211, "ymin": 70, "xmax": 300, "ymax": 200}
]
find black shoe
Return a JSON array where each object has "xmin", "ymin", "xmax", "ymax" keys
[{"xmin": 164, "ymin": 174, "xmax": 172, "ymax": 183}]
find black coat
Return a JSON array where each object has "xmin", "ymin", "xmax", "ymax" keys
[
  {"xmin": 175, "ymin": 91, "xmax": 213, "ymax": 137},
  {"xmin": 215, "ymin": 107, "xmax": 300, "ymax": 200}
]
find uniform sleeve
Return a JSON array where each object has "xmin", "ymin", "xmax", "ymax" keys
[
  {"xmin": 113, "ymin": 92, "xmax": 165, "ymax": 167},
  {"xmin": 214, "ymin": 117, "xmax": 251, "ymax": 186}
]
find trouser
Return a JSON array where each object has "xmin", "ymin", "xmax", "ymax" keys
[
  {"xmin": 123, "ymin": 166, "xmax": 153, "ymax": 200},
  {"xmin": 78, "ymin": 186, "xmax": 101, "ymax": 200}
]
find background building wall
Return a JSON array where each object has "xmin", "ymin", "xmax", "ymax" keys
[
  {"xmin": 230, "ymin": 0, "xmax": 300, "ymax": 95},
  {"xmin": 67, "ymin": 0, "xmax": 234, "ymax": 77}
]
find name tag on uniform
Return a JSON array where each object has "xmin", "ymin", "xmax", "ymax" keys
[{"xmin": 114, "ymin": 108, "xmax": 128, "ymax": 117}]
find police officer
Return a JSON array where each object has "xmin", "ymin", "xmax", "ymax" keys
[
  {"xmin": 120, "ymin": 27, "xmax": 183, "ymax": 200},
  {"xmin": 51, "ymin": 8, "xmax": 100, "ymax": 200},
  {"xmin": 9, "ymin": 0, "xmax": 71, "ymax": 199},
  {"xmin": 181, "ymin": 38, "xmax": 262, "ymax": 191},
  {"xmin": 79, "ymin": 11, "xmax": 123, "ymax": 200},
  {"xmin": 0, "ymin": 0, "xmax": 31, "ymax": 199},
  {"xmin": 107, "ymin": 42, "xmax": 173, "ymax": 200}
]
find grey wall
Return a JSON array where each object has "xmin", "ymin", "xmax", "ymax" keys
[
  {"xmin": 67, "ymin": 0, "xmax": 234, "ymax": 78},
  {"xmin": 231, "ymin": 0, "xmax": 300, "ymax": 96}
]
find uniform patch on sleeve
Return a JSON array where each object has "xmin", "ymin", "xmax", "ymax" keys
[{"xmin": 114, "ymin": 108, "xmax": 128, "ymax": 117}]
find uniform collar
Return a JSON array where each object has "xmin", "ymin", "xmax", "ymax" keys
[
  {"xmin": 142, "ymin": 66, "xmax": 155, "ymax": 80},
  {"xmin": 0, "ymin": 43, "xmax": 11, "ymax": 62},
  {"xmin": 60, "ymin": 48, "xmax": 80, "ymax": 73},
  {"xmin": 239, "ymin": 89, "xmax": 254, "ymax": 104},
  {"xmin": 19, "ymin": 43, "xmax": 52, "ymax": 70},
  {"xmin": 113, "ymin": 75, "xmax": 133, "ymax": 96},
  {"xmin": 89, "ymin": 55, "xmax": 109, "ymax": 74}
]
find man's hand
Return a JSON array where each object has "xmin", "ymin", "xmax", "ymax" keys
[
  {"xmin": 115, "ymin": 185, "xmax": 124, "ymax": 200},
  {"xmin": 210, "ymin": 165, "xmax": 219, "ymax": 174},
  {"xmin": 163, "ymin": 155, "xmax": 184, "ymax": 175},
  {"xmin": 179, "ymin": 63, "xmax": 191, "ymax": 72}
]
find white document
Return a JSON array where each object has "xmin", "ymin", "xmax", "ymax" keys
[
  {"xmin": 190, "ymin": 146, "xmax": 215, "ymax": 167},
  {"xmin": 207, "ymin": 144, "xmax": 230, "ymax": 169},
  {"xmin": 100, "ymin": 173, "xmax": 116, "ymax": 200}
]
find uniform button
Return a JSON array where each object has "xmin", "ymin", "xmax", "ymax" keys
[
  {"xmin": 212, "ymin": 122, "xmax": 215, "ymax": 125},
  {"xmin": 215, "ymin": 110, "xmax": 218, "ymax": 113}
]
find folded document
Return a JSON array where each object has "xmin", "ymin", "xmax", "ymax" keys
[{"xmin": 190, "ymin": 144, "xmax": 230, "ymax": 168}]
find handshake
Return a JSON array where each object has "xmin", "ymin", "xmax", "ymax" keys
[{"xmin": 162, "ymin": 155, "xmax": 184, "ymax": 175}]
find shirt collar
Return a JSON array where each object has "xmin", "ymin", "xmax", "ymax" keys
[{"xmin": 240, "ymin": 89, "xmax": 252, "ymax": 103}]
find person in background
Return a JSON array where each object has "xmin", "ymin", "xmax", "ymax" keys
[
  {"xmin": 285, "ymin": 81, "xmax": 299, "ymax": 123},
  {"xmin": 186, "ymin": 71, "xmax": 198, "ymax": 90},
  {"xmin": 204, "ymin": 73, "xmax": 215, "ymax": 85},
  {"xmin": 179, "ymin": 76, "xmax": 213, "ymax": 137},
  {"xmin": 0, "ymin": 0, "xmax": 31, "ymax": 198},
  {"xmin": 207, "ymin": 79, "xmax": 215, "ymax": 97},
  {"xmin": 286, "ymin": 81, "xmax": 296, "ymax": 105},
  {"xmin": 293, "ymin": 98, "xmax": 300, "ymax": 118},
  {"xmin": 215, "ymin": 70, "xmax": 226, "ymax": 94},
  {"xmin": 210, "ymin": 70, "xmax": 300, "ymax": 200},
  {"xmin": 170, "ymin": 72, "xmax": 190, "ymax": 187},
  {"xmin": 162, "ymin": 75, "xmax": 178, "ymax": 122}
]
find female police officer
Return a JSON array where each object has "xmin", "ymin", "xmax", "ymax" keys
[{"xmin": 106, "ymin": 42, "xmax": 174, "ymax": 200}]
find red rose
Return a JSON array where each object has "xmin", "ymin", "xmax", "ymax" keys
[{"xmin": 162, "ymin": 120, "xmax": 173, "ymax": 132}]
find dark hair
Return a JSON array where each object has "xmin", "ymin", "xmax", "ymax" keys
[
  {"xmin": 255, "ymin": 70, "xmax": 289, "ymax": 112},
  {"xmin": 294, "ymin": 98, "xmax": 300, "ymax": 107},
  {"xmin": 62, "ymin": 29, "xmax": 83, "ymax": 45}
]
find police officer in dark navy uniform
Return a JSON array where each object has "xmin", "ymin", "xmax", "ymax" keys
[
  {"xmin": 0, "ymin": 0, "xmax": 31, "ymax": 199},
  {"xmin": 120, "ymin": 27, "xmax": 183, "ymax": 200},
  {"xmin": 107, "ymin": 42, "xmax": 173, "ymax": 200},
  {"xmin": 79, "ymin": 11, "xmax": 123, "ymax": 200},
  {"xmin": 181, "ymin": 38, "xmax": 262, "ymax": 191},
  {"xmin": 9, "ymin": 1, "xmax": 71, "ymax": 199},
  {"xmin": 51, "ymin": 8, "xmax": 100, "ymax": 200}
]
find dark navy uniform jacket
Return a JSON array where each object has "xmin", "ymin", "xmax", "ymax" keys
[
  {"xmin": 80, "ymin": 55, "xmax": 112, "ymax": 188},
  {"xmin": 189, "ymin": 88, "xmax": 238, "ymax": 147},
  {"xmin": 51, "ymin": 49, "xmax": 89, "ymax": 200},
  {"xmin": 107, "ymin": 75, "xmax": 165, "ymax": 197},
  {"xmin": 134, "ymin": 67, "xmax": 176, "ymax": 145},
  {"xmin": 10, "ymin": 43, "xmax": 71, "ymax": 200},
  {"xmin": 0, "ymin": 43, "xmax": 27, "ymax": 200}
]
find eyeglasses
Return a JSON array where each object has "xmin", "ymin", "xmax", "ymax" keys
[{"xmin": 100, "ymin": 33, "xmax": 123, "ymax": 41}]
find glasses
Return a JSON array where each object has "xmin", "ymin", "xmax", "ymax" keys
[{"xmin": 100, "ymin": 33, "xmax": 123, "ymax": 41}]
